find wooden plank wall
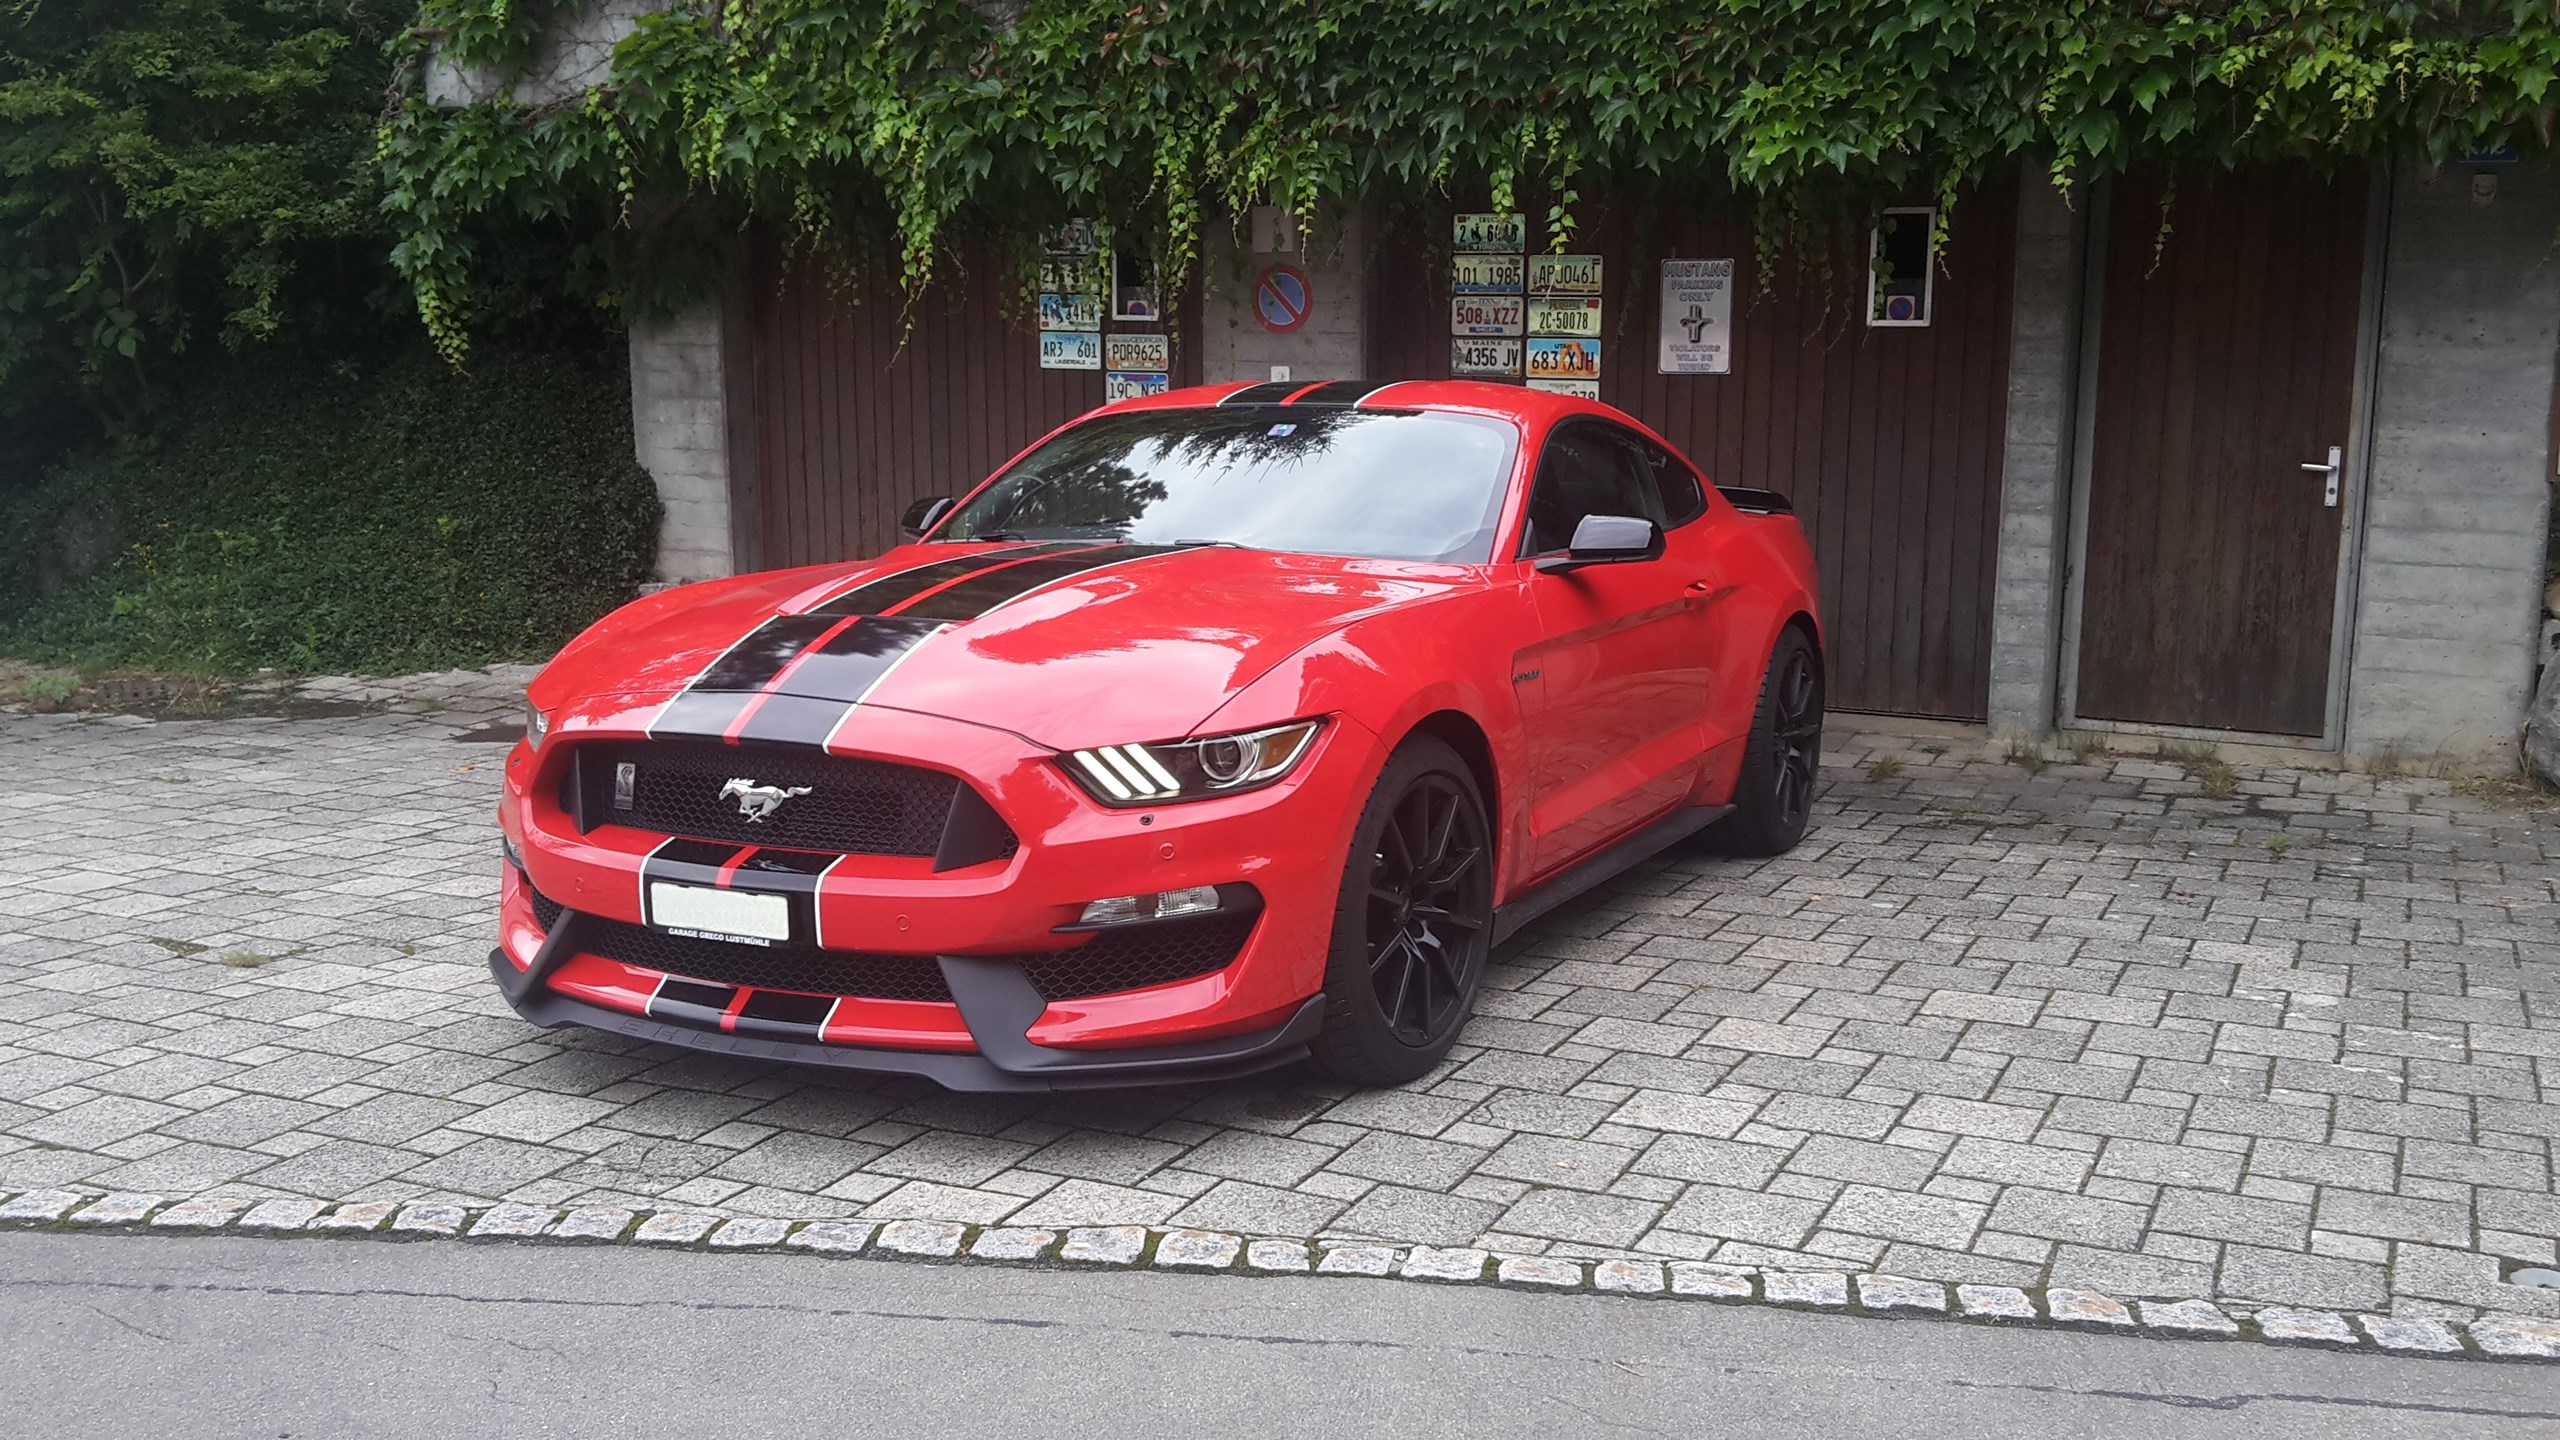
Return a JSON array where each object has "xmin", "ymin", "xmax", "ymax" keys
[
  {"xmin": 746, "ymin": 241, "xmax": 1200, "ymax": 570},
  {"xmin": 1368, "ymin": 194, "xmax": 2019, "ymax": 720}
]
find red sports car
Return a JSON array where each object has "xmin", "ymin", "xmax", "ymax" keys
[{"xmin": 495, "ymin": 379, "xmax": 1823, "ymax": 1090}]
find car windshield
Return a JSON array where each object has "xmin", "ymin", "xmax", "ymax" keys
[{"xmin": 936, "ymin": 406, "xmax": 1518, "ymax": 563}]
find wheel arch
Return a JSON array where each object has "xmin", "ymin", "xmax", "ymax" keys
[{"xmin": 1399, "ymin": 708, "xmax": 1500, "ymax": 846}]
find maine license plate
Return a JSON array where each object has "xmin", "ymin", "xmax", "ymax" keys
[
  {"xmin": 1450, "ymin": 294, "xmax": 1525, "ymax": 337},
  {"xmin": 648, "ymin": 882, "xmax": 789, "ymax": 944},
  {"xmin": 1451, "ymin": 336, "xmax": 1523, "ymax": 375}
]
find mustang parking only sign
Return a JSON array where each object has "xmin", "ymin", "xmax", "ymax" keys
[
  {"xmin": 1255, "ymin": 264, "xmax": 1313, "ymax": 332},
  {"xmin": 1659, "ymin": 259, "xmax": 1735, "ymax": 375}
]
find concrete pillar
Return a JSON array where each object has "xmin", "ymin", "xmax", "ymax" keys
[
  {"xmin": 1983, "ymin": 170, "xmax": 2088, "ymax": 738},
  {"xmin": 628, "ymin": 305, "xmax": 738, "ymax": 583},
  {"xmin": 2343, "ymin": 161, "xmax": 2560, "ymax": 765},
  {"xmin": 1195, "ymin": 210, "xmax": 1369, "ymax": 384}
]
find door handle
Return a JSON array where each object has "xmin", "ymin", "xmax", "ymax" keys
[{"xmin": 2298, "ymin": 445, "xmax": 2342, "ymax": 507}]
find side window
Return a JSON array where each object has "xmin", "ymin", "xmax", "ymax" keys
[
  {"xmin": 1522, "ymin": 424, "xmax": 1658, "ymax": 555},
  {"xmin": 1628, "ymin": 434, "xmax": 1708, "ymax": 528}
]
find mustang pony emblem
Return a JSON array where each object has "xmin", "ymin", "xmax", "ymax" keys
[{"xmin": 720, "ymin": 778, "xmax": 812, "ymax": 822}]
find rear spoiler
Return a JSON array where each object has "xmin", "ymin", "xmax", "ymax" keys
[{"xmin": 1717, "ymin": 487, "xmax": 1795, "ymax": 516}]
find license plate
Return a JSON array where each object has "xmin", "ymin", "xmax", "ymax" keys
[
  {"xmin": 1449, "ymin": 295, "xmax": 1525, "ymax": 337},
  {"xmin": 1037, "ymin": 292, "xmax": 1103, "ymax": 331},
  {"xmin": 1451, "ymin": 254, "xmax": 1525, "ymax": 294},
  {"xmin": 1527, "ymin": 296, "xmax": 1603, "ymax": 337},
  {"xmin": 1452, "ymin": 212, "xmax": 1527, "ymax": 253},
  {"xmin": 1451, "ymin": 337, "xmax": 1523, "ymax": 375},
  {"xmin": 1039, "ymin": 331, "xmax": 1103, "ymax": 369},
  {"xmin": 647, "ymin": 882, "xmax": 789, "ymax": 943}
]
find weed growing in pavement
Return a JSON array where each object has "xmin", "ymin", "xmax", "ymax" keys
[
  {"xmin": 2155, "ymin": 738, "xmax": 2219, "ymax": 769},
  {"xmin": 1921, "ymin": 744, "xmax": 1948, "ymax": 757},
  {"xmin": 26, "ymin": 674, "xmax": 75, "ymax": 704},
  {"xmin": 1866, "ymin": 756, "xmax": 1905, "ymax": 781},
  {"xmin": 220, "ymin": 950, "xmax": 273, "ymax": 968},
  {"xmin": 2003, "ymin": 735, "xmax": 2047, "ymax": 774},
  {"xmin": 2060, "ymin": 732, "xmax": 2109, "ymax": 765},
  {"xmin": 2199, "ymin": 760, "xmax": 2239, "ymax": 798},
  {"xmin": 148, "ymin": 937, "xmax": 207, "ymax": 956},
  {"xmin": 2265, "ymin": 834, "xmax": 2291, "ymax": 855}
]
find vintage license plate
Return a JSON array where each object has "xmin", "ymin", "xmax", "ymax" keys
[
  {"xmin": 1528, "ymin": 378, "xmax": 1600, "ymax": 399},
  {"xmin": 1039, "ymin": 331, "xmax": 1103, "ymax": 370},
  {"xmin": 1039, "ymin": 255, "xmax": 1100, "ymax": 294},
  {"xmin": 1037, "ymin": 292, "xmax": 1103, "ymax": 332},
  {"xmin": 1527, "ymin": 296, "xmax": 1603, "ymax": 337},
  {"xmin": 1104, "ymin": 333, "xmax": 1170, "ymax": 370},
  {"xmin": 1451, "ymin": 336, "xmax": 1523, "ymax": 375},
  {"xmin": 1528, "ymin": 254, "xmax": 1604, "ymax": 295},
  {"xmin": 1452, "ymin": 212, "xmax": 1527, "ymax": 253},
  {"xmin": 1104, "ymin": 369, "xmax": 1171, "ymax": 401},
  {"xmin": 1450, "ymin": 294, "xmax": 1525, "ymax": 337},
  {"xmin": 1043, "ymin": 218, "xmax": 1102, "ymax": 255},
  {"xmin": 647, "ymin": 882, "xmax": 789, "ymax": 944},
  {"xmin": 1526, "ymin": 337, "xmax": 1602, "ymax": 380},
  {"xmin": 1451, "ymin": 253, "xmax": 1525, "ymax": 294}
]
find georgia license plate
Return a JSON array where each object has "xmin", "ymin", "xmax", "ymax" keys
[{"xmin": 647, "ymin": 882, "xmax": 789, "ymax": 944}]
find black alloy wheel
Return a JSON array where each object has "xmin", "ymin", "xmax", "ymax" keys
[
  {"xmin": 1707, "ymin": 627, "xmax": 1824, "ymax": 857},
  {"xmin": 1313, "ymin": 735, "xmax": 1494, "ymax": 1085}
]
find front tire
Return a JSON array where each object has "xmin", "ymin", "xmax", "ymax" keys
[
  {"xmin": 1310, "ymin": 735, "xmax": 1494, "ymax": 1087},
  {"xmin": 1710, "ymin": 627, "xmax": 1823, "ymax": 856}
]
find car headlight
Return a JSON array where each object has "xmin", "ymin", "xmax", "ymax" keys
[
  {"xmin": 1062, "ymin": 719, "xmax": 1325, "ymax": 806},
  {"xmin": 524, "ymin": 701, "xmax": 551, "ymax": 751}
]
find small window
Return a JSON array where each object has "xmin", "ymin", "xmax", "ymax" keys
[
  {"xmin": 1867, "ymin": 207, "xmax": 1935, "ymax": 327},
  {"xmin": 1522, "ymin": 424, "xmax": 1660, "ymax": 555},
  {"xmin": 1111, "ymin": 247, "xmax": 1160, "ymax": 321},
  {"xmin": 1626, "ymin": 434, "xmax": 1707, "ymax": 528}
]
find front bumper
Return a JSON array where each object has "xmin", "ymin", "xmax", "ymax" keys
[{"xmin": 495, "ymin": 702, "xmax": 1377, "ymax": 1087}]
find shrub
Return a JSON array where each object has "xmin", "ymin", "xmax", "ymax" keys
[{"xmin": 0, "ymin": 343, "xmax": 661, "ymax": 675}]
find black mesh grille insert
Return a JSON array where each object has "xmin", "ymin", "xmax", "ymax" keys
[
  {"xmin": 1018, "ymin": 914, "xmax": 1256, "ymax": 1001},
  {"xmin": 521, "ymin": 883, "xmax": 1251, "ymax": 1005},
  {"xmin": 576, "ymin": 739, "xmax": 1010, "ymax": 859}
]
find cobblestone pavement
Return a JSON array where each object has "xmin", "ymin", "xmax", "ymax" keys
[{"xmin": 3, "ymin": 675, "xmax": 2556, "ymax": 1323}]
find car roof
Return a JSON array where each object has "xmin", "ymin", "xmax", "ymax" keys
[{"xmin": 1103, "ymin": 378, "xmax": 1618, "ymax": 428}]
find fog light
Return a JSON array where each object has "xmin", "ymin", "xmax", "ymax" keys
[{"xmin": 1077, "ymin": 885, "xmax": 1223, "ymax": 926}]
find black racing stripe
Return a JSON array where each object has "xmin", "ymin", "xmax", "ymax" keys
[
  {"xmin": 898, "ymin": 545, "xmax": 1189, "ymax": 621},
  {"xmin": 722, "ymin": 847, "xmax": 833, "ymax": 943},
  {"xmin": 810, "ymin": 542, "xmax": 1086, "ymax": 617},
  {"xmin": 736, "ymin": 848, "xmax": 836, "ymax": 877},
  {"xmin": 766, "ymin": 615, "xmax": 947, "ymax": 695},
  {"xmin": 1288, "ymin": 380, "xmax": 1388, "ymax": 407},
  {"xmin": 648, "ymin": 690, "xmax": 762, "ymax": 741},
  {"xmin": 731, "ymin": 989, "xmax": 834, "ymax": 1041},
  {"xmin": 648, "ymin": 839, "xmax": 745, "ymax": 874},
  {"xmin": 726, "ymin": 692, "xmax": 859, "ymax": 750},
  {"xmin": 1218, "ymin": 381, "xmax": 1298, "ymax": 406},
  {"xmin": 645, "ymin": 977, "xmax": 736, "ymax": 1028},
  {"xmin": 694, "ymin": 614, "xmax": 842, "ymax": 691}
]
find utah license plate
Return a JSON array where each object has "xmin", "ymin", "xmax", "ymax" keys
[{"xmin": 647, "ymin": 882, "xmax": 789, "ymax": 944}]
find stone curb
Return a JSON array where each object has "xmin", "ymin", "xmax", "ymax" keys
[{"xmin": 2, "ymin": 1187, "xmax": 2550, "ymax": 1363}]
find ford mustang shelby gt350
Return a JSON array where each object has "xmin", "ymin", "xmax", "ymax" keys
[{"xmin": 495, "ymin": 379, "xmax": 1824, "ymax": 1090}]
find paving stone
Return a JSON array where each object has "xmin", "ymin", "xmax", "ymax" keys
[
  {"xmin": 1245, "ymin": 1238, "xmax": 1312, "ymax": 1272},
  {"xmin": 704, "ymin": 1216, "xmax": 792, "ymax": 1249},
  {"xmin": 632, "ymin": 1211, "xmax": 722, "ymax": 1246},
  {"xmin": 1496, "ymin": 1256, "xmax": 1585, "ymax": 1288},
  {"xmin": 1402, "ymin": 1246, "xmax": 1492, "ymax": 1282},
  {"xmin": 311, "ymin": 1200, "xmax": 399, "ymax": 1232},
  {"xmin": 1956, "ymin": 1285, "xmax": 2038, "ymax": 1320},
  {"xmin": 1153, "ymin": 1228, "xmax": 1243, "ymax": 1269},
  {"xmin": 237, "ymin": 1197, "xmax": 328, "ymax": 1231},
  {"xmin": 785, "ymin": 1220, "xmax": 872, "ymax": 1254},
  {"xmin": 1593, "ymin": 1259, "xmax": 1665, "ymax": 1294},
  {"xmin": 2255, "ymin": 1307, "xmax": 2358, "ymax": 1345},
  {"xmin": 388, "ymin": 1203, "xmax": 464, "ymax": 1235},
  {"xmin": 1059, "ymin": 1226, "xmax": 1148, "ymax": 1265},
  {"xmin": 468, "ymin": 1203, "xmax": 555, "ymax": 1238},
  {"xmin": 551, "ymin": 1207, "xmax": 636, "ymax": 1241},
  {"xmin": 151, "ymin": 1196, "xmax": 249, "ymax": 1229},
  {"xmin": 962, "ymin": 1226, "xmax": 1054, "ymax": 1261},
  {"xmin": 2356, "ymin": 1314, "xmax": 2464, "ymax": 1354},
  {"xmin": 2466, "ymin": 1315, "xmax": 2560, "ymax": 1359},
  {"xmin": 873, "ymin": 1218, "xmax": 966, "ymax": 1256},
  {"xmin": 2139, "ymin": 1299, "xmax": 2239, "ymax": 1336},
  {"xmin": 1316, "ymin": 1244, "xmax": 1399, "ymax": 1277},
  {"xmin": 2046, "ymin": 1288, "xmax": 2135, "ymax": 1327},
  {"xmin": 1855, "ymin": 1274, "xmax": 1948, "ymax": 1313},
  {"xmin": 1764, "ymin": 1272, "xmax": 1852, "ymax": 1308},
  {"xmin": 0, "ymin": 1190, "xmax": 85, "ymax": 1222},
  {"xmin": 67, "ymin": 1192, "xmax": 161, "ymax": 1225}
]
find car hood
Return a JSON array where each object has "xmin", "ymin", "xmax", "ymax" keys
[{"xmin": 541, "ymin": 542, "xmax": 1471, "ymax": 750}]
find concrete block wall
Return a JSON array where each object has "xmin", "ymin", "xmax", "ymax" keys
[
  {"xmin": 1196, "ymin": 213, "xmax": 1369, "ymax": 383},
  {"xmin": 1984, "ymin": 172, "xmax": 2085, "ymax": 738},
  {"xmin": 424, "ymin": 0, "xmax": 658, "ymax": 107},
  {"xmin": 2343, "ymin": 162, "xmax": 2560, "ymax": 763},
  {"xmin": 628, "ymin": 306, "xmax": 738, "ymax": 583}
]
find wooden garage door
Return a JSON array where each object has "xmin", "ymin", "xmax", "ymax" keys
[
  {"xmin": 2072, "ymin": 167, "xmax": 2368, "ymax": 736},
  {"xmin": 1369, "ymin": 194, "xmax": 2017, "ymax": 720},
  {"xmin": 746, "ymin": 242, "xmax": 1199, "ymax": 571}
]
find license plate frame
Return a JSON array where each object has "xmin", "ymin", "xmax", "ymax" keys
[{"xmin": 646, "ymin": 882, "xmax": 790, "ymax": 944}]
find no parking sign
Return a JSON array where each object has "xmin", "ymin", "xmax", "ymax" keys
[{"xmin": 1254, "ymin": 264, "xmax": 1312, "ymax": 333}]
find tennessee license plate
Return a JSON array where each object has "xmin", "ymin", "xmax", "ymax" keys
[{"xmin": 647, "ymin": 882, "xmax": 789, "ymax": 944}]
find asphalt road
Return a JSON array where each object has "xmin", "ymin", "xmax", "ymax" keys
[{"xmin": 5, "ymin": 1233, "xmax": 2552, "ymax": 1438}]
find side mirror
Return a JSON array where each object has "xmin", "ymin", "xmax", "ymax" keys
[
  {"xmin": 899, "ymin": 495, "xmax": 955, "ymax": 541},
  {"xmin": 1536, "ymin": 513, "xmax": 1661, "ymax": 573}
]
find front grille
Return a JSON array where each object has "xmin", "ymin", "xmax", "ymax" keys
[
  {"xmin": 574, "ymin": 739, "xmax": 1009, "ymax": 859},
  {"xmin": 522, "ymin": 883, "xmax": 1251, "ymax": 1006},
  {"xmin": 1018, "ymin": 914, "xmax": 1257, "ymax": 1001}
]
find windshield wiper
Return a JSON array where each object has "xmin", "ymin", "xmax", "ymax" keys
[{"xmin": 1174, "ymin": 538, "xmax": 1251, "ymax": 548}]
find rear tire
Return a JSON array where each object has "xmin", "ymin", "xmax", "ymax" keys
[
  {"xmin": 1709, "ymin": 627, "xmax": 1823, "ymax": 857},
  {"xmin": 1310, "ymin": 736, "xmax": 1494, "ymax": 1087}
]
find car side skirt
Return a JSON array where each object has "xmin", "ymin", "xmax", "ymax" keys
[{"xmin": 1490, "ymin": 802, "xmax": 1733, "ymax": 948}]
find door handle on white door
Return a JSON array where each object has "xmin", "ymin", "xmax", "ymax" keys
[{"xmin": 2299, "ymin": 445, "xmax": 2342, "ymax": 507}]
